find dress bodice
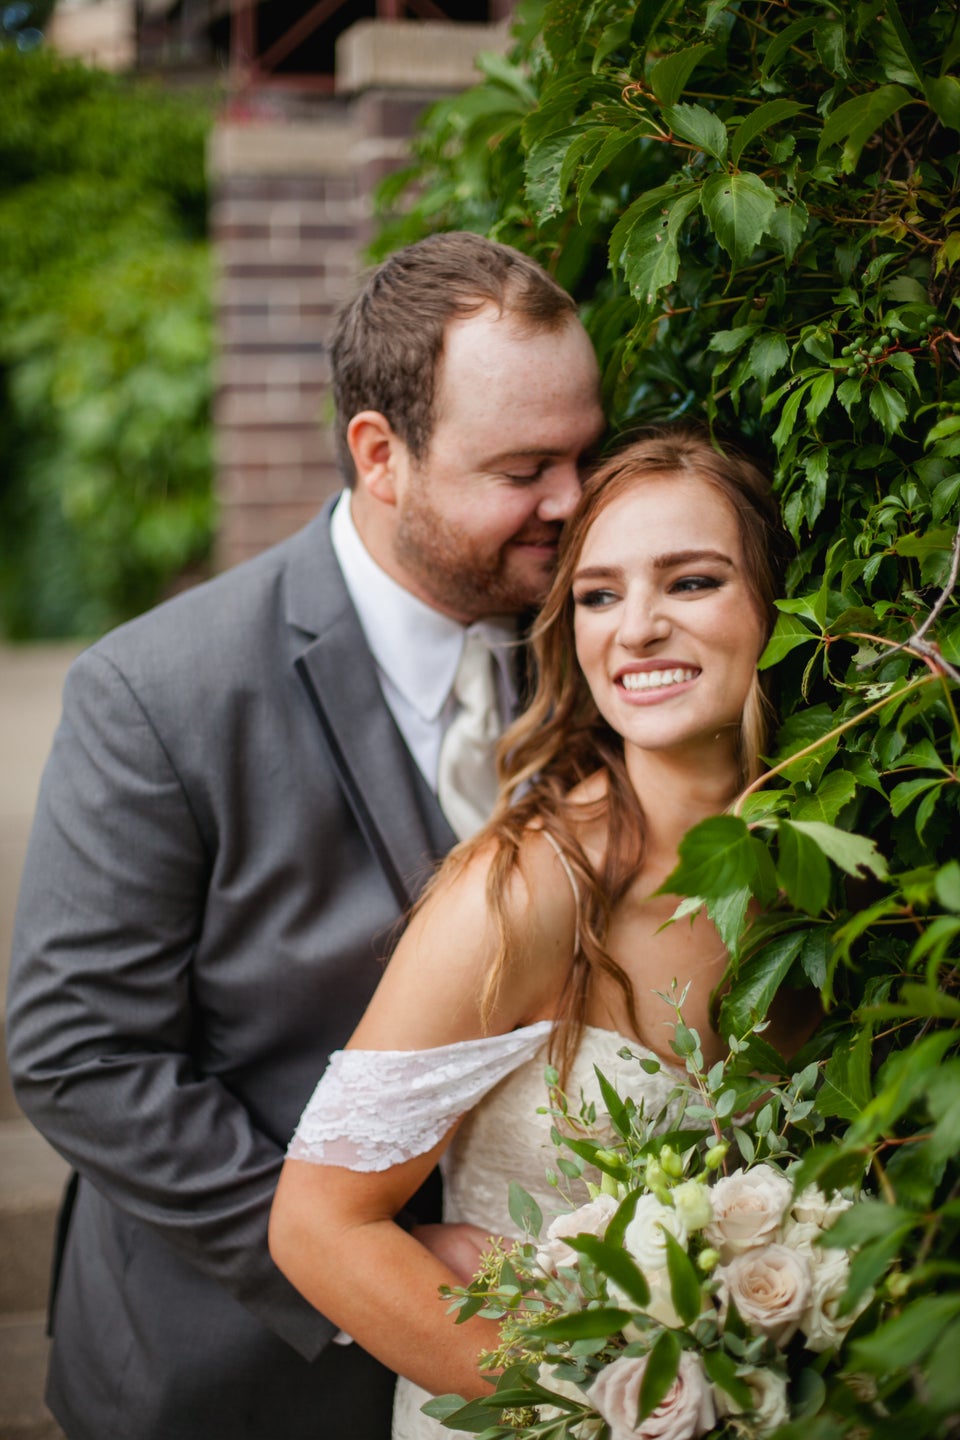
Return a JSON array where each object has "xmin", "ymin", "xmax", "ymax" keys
[{"xmin": 440, "ymin": 1025, "xmax": 679, "ymax": 1235}]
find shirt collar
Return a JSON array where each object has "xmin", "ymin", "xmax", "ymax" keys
[{"xmin": 330, "ymin": 492, "xmax": 517, "ymax": 722}]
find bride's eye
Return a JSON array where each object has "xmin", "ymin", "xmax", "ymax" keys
[
  {"xmin": 573, "ymin": 587, "xmax": 619, "ymax": 608},
  {"xmin": 670, "ymin": 575, "xmax": 724, "ymax": 595}
]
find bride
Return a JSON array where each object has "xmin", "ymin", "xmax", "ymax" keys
[{"xmin": 269, "ymin": 426, "xmax": 817, "ymax": 1436}]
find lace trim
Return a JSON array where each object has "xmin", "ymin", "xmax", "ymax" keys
[{"xmin": 287, "ymin": 1021, "xmax": 553, "ymax": 1171}]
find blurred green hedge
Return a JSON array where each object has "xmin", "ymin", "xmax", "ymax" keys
[{"xmin": 0, "ymin": 48, "xmax": 216, "ymax": 639}]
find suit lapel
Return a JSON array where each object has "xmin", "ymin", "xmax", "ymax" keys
[{"xmin": 284, "ymin": 505, "xmax": 454, "ymax": 911}]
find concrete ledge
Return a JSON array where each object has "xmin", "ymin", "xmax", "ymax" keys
[
  {"xmin": 336, "ymin": 19, "xmax": 510, "ymax": 94},
  {"xmin": 209, "ymin": 116, "xmax": 362, "ymax": 179}
]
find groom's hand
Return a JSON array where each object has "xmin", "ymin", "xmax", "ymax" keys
[{"xmin": 411, "ymin": 1222, "xmax": 496, "ymax": 1284}]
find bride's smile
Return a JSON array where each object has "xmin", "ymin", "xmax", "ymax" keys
[{"xmin": 572, "ymin": 470, "xmax": 766, "ymax": 770}]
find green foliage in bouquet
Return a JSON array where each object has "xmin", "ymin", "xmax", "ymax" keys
[
  {"xmin": 0, "ymin": 48, "xmax": 215, "ymax": 638},
  {"xmin": 374, "ymin": 1, "xmax": 960, "ymax": 1433}
]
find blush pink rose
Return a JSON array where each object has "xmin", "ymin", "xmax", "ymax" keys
[
  {"xmin": 589, "ymin": 1351, "xmax": 715, "ymax": 1440},
  {"xmin": 704, "ymin": 1165, "xmax": 792, "ymax": 1260},
  {"xmin": 535, "ymin": 1194, "xmax": 621, "ymax": 1276},
  {"xmin": 718, "ymin": 1243, "xmax": 812, "ymax": 1346}
]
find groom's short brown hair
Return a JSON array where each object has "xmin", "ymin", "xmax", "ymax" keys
[{"xmin": 331, "ymin": 231, "xmax": 577, "ymax": 485}]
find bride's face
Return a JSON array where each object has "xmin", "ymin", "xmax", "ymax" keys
[{"xmin": 571, "ymin": 471, "xmax": 766, "ymax": 766}]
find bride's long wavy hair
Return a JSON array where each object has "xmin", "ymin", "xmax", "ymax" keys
[{"xmin": 446, "ymin": 424, "xmax": 785, "ymax": 1077}]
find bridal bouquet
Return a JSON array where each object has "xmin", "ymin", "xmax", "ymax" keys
[{"xmin": 426, "ymin": 1003, "xmax": 891, "ymax": 1440}]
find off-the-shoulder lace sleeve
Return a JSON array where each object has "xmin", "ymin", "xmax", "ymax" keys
[{"xmin": 287, "ymin": 1021, "xmax": 553, "ymax": 1171}]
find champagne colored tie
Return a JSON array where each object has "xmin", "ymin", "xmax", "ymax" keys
[{"xmin": 437, "ymin": 633, "xmax": 501, "ymax": 840}]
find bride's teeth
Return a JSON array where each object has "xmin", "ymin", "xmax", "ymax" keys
[{"xmin": 621, "ymin": 668, "xmax": 695, "ymax": 691}]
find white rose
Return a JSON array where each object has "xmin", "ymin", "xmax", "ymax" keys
[
  {"xmin": 590, "ymin": 1351, "xmax": 716, "ymax": 1440},
  {"xmin": 623, "ymin": 1195, "xmax": 689, "ymax": 1272},
  {"xmin": 536, "ymin": 1194, "xmax": 621, "ymax": 1276},
  {"xmin": 714, "ymin": 1366, "xmax": 790, "ymax": 1437},
  {"xmin": 800, "ymin": 1246, "xmax": 873, "ymax": 1353},
  {"xmin": 791, "ymin": 1185, "xmax": 854, "ymax": 1229},
  {"xmin": 704, "ymin": 1165, "xmax": 792, "ymax": 1260},
  {"xmin": 780, "ymin": 1216, "xmax": 820, "ymax": 1256},
  {"xmin": 536, "ymin": 1364, "xmax": 602, "ymax": 1437},
  {"xmin": 671, "ymin": 1180, "xmax": 714, "ymax": 1233},
  {"xmin": 718, "ymin": 1243, "xmax": 812, "ymax": 1345}
]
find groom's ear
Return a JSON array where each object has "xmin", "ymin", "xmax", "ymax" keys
[{"xmin": 347, "ymin": 411, "xmax": 403, "ymax": 506}]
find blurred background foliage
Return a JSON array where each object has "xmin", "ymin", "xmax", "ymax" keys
[{"xmin": 0, "ymin": 43, "xmax": 215, "ymax": 639}]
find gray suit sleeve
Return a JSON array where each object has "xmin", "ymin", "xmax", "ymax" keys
[{"xmin": 5, "ymin": 647, "xmax": 332, "ymax": 1359}]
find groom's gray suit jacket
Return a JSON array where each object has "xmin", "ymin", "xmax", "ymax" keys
[{"xmin": 6, "ymin": 503, "xmax": 458, "ymax": 1440}]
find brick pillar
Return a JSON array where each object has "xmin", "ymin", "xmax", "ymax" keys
[
  {"xmin": 209, "ymin": 19, "xmax": 511, "ymax": 571},
  {"xmin": 209, "ymin": 115, "xmax": 361, "ymax": 571}
]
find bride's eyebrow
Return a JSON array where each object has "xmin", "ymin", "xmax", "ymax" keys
[
  {"xmin": 572, "ymin": 564, "xmax": 621, "ymax": 583},
  {"xmin": 653, "ymin": 549, "xmax": 734, "ymax": 569}
]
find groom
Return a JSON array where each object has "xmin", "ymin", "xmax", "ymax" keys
[{"xmin": 6, "ymin": 232, "xmax": 604, "ymax": 1440}]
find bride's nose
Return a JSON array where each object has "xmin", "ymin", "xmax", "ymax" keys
[{"xmin": 616, "ymin": 587, "xmax": 670, "ymax": 649}]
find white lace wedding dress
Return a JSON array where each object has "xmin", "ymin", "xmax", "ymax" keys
[{"xmin": 288, "ymin": 1021, "xmax": 681, "ymax": 1440}]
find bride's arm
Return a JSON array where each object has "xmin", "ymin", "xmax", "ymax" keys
[
  {"xmin": 271, "ymin": 1136, "xmax": 500, "ymax": 1399},
  {"xmin": 268, "ymin": 834, "xmax": 576, "ymax": 1397}
]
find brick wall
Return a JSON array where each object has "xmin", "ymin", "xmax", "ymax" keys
[{"xmin": 209, "ymin": 19, "xmax": 510, "ymax": 572}]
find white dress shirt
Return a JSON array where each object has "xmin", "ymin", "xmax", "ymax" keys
[{"xmin": 329, "ymin": 492, "xmax": 518, "ymax": 792}]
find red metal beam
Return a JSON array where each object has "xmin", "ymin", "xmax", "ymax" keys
[{"xmin": 255, "ymin": 0, "xmax": 351, "ymax": 75}]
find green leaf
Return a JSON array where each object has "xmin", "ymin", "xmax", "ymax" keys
[
  {"xmin": 805, "ymin": 372, "xmax": 835, "ymax": 425},
  {"xmin": 749, "ymin": 332, "xmax": 790, "ymax": 384},
  {"xmin": 819, "ymin": 1026, "xmax": 873, "ymax": 1119},
  {"xmin": 719, "ymin": 929, "xmax": 806, "ymax": 1038},
  {"xmin": 639, "ymin": 1330, "xmax": 681, "ymax": 1421},
  {"xmin": 890, "ymin": 776, "xmax": 942, "ymax": 819},
  {"xmin": 576, "ymin": 125, "xmax": 649, "ymax": 214},
  {"xmin": 851, "ymin": 1295, "xmax": 960, "ymax": 1372},
  {"xmin": 593, "ymin": 17, "xmax": 633, "ymax": 74},
  {"xmin": 730, "ymin": 100, "xmax": 804, "ymax": 166},
  {"xmin": 705, "ymin": 884, "xmax": 754, "ymax": 958},
  {"xmin": 542, "ymin": 0, "xmax": 584, "ymax": 62},
  {"xmin": 566, "ymin": 1234, "xmax": 651, "ymax": 1309},
  {"xmin": 618, "ymin": 189, "xmax": 701, "ymax": 307},
  {"xmin": 818, "ymin": 85, "xmax": 915, "ymax": 172},
  {"xmin": 760, "ymin": 16, "xmax": 818, "ymax": 77},
  {"xmin": 777, "ymin": 821, "xmax": 832, "ymax": 915},
  {"xmin": 662, "ymin": 1229, "xmax": 701, "ymax": 1326},
  {"xmin": 507, "ymin": 1182, "xmax": 543, "ymax": 1238},
  {"xmin": 649, "ymin": 44, "xmax": 714, "ymax": 106},
  {"xmin": 925, "ymin": 76, "xmax": 960, "ymax": 132},
  {"xmin": 609, "ymin": 182, "xmax": 699, "ymax": 269},
  {"xmin": 936, "ymin": 860, "xmax": 960, "ymax": 912},
  {"xmin": 658, "ymin": 815, "xmax": 770, "ymax": 904},
  {"xmin": 593, "ymin": 1064, "xmax": 632, "ymax": 1138},
  {"xmin": 708, "ymin": 325, "xmax": 755, "ymax": 356},
  {"xmin": 758, "ymin": 612, "xmax": 819, "ymax": 668},
  {"xmin": 525, "ymin": 1306, "xmax": 634, "ymax": 1341},
  {"xmin": 702, "ymin": 1349, "xmax": 752, "ymax": 1409},
  {"xmin": 868, "ymin": 379, "xmax": 908, "ymax": 435},
  {"xmin": 662, "ymin": 102, "xmax": 728, "ymax": 161},
  {"xmin": 784, "ymin": 821, "xmax": 888, "ymax": 881},
  {"xmin": 526, "ymin": 128, "xmax": 583, "ymax": 220},
  {"xmin": 766, "ymin": 201, "xmax": 809, "ymax": 263},
  {"xmin": 701, "ymin": 172, "xmax": 777, "ymax": 267},
  {"xmin": 791, "ymin": 770, "xmax": 857, "ymax": 825}
]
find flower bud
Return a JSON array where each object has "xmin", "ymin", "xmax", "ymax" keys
[
  {"xmin": 671, "ymin": 1180, "xmax": 714, "ymax": 1232},
  {"xmin": 697, "ymin": 1247, "xmax": 721, "ymax": 1273},
  {"xmin": 660, "ymin": 1145, "xmax": 684, "ymax": 1179},
  {"xmin": 704, "ymin": 1142, "xmax": 729, "ymax": 1171},
  {"xmin": 643, "ymin": 1158, "xmax": 671, "ymax": 1203}
]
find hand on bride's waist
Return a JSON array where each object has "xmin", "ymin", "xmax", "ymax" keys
[{"xmin": 412, "ymin": 1222, "xmax": 499, "ymax": 1285}]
